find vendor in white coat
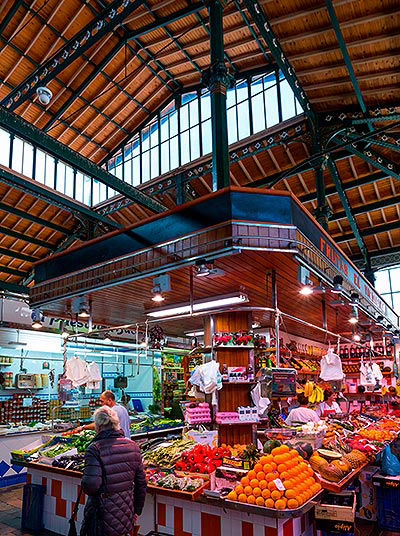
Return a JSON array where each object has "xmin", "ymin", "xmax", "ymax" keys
[
  {"xmin": 316, "ymin": 389, "xmax": 342, "ymax": 418},
  {"xmin": 285, "ymin": 393, "xmax": 320, "ymax": 426}
]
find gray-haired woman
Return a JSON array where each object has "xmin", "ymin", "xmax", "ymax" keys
[{"xmin": 80, "ymin": 406, "xmax": 147, "ymax": 536}]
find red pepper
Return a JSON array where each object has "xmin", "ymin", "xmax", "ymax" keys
[
  {"xmin": 194, "ymin": 463, "xmax": 207, "ymax": 473},
  {"xmin": 214, "ymin": 459, "xmax": 223, "ymax": 467},
  {"xmin": 175, "ymin": 462, "xmax": 187, "ymax": 471},
  {"xmin": 206, "ymin": 463, "xmax": 216, "ymax": 473}
]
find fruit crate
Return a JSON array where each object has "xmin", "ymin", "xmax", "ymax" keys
[{"xmin": 373, "ymin": 473, "xmax": 400, "ymax": 531}]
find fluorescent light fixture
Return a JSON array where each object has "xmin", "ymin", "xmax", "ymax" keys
[
  {"xmin": 146, "ymin": 292, "xmax": 248, "ymax": 318},
  {"xmin": 185, "ymin": 331, "xmax": 205, "ymax": 337},
  {"xmin": 332, "ymin": 275, "xmax": 344, "ymax": 294}
]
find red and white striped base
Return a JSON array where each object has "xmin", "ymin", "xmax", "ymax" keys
[{"xmin": 27, "ymin": 467, "xmax": 317, "ymax": 536}]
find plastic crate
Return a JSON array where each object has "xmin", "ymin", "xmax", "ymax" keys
[
  {"xmin": 373, "ymin": 474, "xmax": 400, "ymax": 531},
  {"xmin": 21, "ymin": 483, "xmax": 45, "ymax": 532}
]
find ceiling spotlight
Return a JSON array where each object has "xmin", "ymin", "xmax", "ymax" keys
[
  {"xmin": 104, "ymin": 333, "xmax": 111, "ymax": 343},
  {"xmin": 299, "ymin": 282, "xmax": 313, "ymax": 295},
  {"xmin": 151, "ymin": 284, "xmax": 165, "ymax": 302},
  {"xmin": 140, "ymin": 337, "xmax": 147, "ymax": 347},
  {"xmin": 195, "ymin": 258, "xmax": 225, "ymax": 277},
  {"xmin": 78, "ymin": 297, "xmax": 90, "ymax": 318},
  {"xmin": 349, "ymin": 306, "xmax": 358, "ymax": 324},
  {"xmin": 353, "ymin": 333, "xmax": 361, "ymax": 342},
  {"xmin": 349, "ymin": 293, "xmax": 359, "ymax": 306},
  {"xmin": 332, "ymin": 275, "xmax": 344, "ymax": 294},
  {"xmin": 36, "ymin": 86, "xmax": 52, "ymax": 106},
  {"xmin": 31, "ymin": 308, "xmax": 43, "ymax": 329},
  {"xmin": 376, "ymin": 315, "xmax": 385, "ymax": 327},
  {"xmin": 252, "ymin": 321, "xmax": 261, "ymax": 329}
]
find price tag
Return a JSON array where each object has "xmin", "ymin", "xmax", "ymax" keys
[{"xmin": 273, "ymin": 478, "xmax": 285, "ymax": 491}]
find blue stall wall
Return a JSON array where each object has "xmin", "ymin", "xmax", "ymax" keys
[{"xmin": 0, "ymin": 345, "xmax": 156, "ymax": 409}]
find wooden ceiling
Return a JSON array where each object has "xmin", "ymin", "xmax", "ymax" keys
[
  {"xmin": 38, "ymin": 250, "xmax": 380, "ymax": 343},
  {"xmin": 0, "ymin": 0, "xmax": 399, "ymax": 293}
]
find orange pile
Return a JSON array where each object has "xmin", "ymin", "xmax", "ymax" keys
[{"xmin": 227, "ymin": 445, "xmax": 321, "ymax": 510}]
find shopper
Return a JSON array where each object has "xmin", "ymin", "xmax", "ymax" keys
[
  {"xmin": 285, "ymin": 393, "xmax": 319, "ymax": 425},
  {"xmin": 75, "ymin": 390, "xmax": 131, "ymax": 438},
  {"xmin": 80, "ymin": 406, "xmax": 147, "ymax": 536},
  {"xmin": 120, "ymin": 393, "xmax": 133, "ymax": 411},
  {"xmin": 316, "ymin": 389, "xmax": 342, "ymax": 418}
]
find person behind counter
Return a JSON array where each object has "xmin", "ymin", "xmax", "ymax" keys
[
  {"xmin": 75, "ymin": 390, "xmax": 131, "ymax": 438},
  {"xmin": 316, "ymin": 389, "xmax": 342, "ymax": 418},
  {"xmin": 80, "ymin": 406, "xmax": 147, "ymax": 536},
  {"xmin": 285, "ymin": 393, "xmax": 319, "ymax": 426}
]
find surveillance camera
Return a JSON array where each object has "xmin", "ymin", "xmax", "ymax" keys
[{"xmin": 36, "ymin": 86, "xmax": 52, "ymax": 106}]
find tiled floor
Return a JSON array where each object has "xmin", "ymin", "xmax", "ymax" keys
[{"xmin": 0, "ymin": 484, "xmax": 50, "ymax": 536}]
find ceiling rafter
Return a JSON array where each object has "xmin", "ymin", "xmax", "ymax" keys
[
  {"xmin": 0, "ymin": 201, "xmax": 72, "ymax": 235},
  {"xmin": 1, "ymin": 0, "xmax": 149, "ymax": 111}
]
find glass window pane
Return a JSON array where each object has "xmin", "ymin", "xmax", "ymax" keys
[
  {"xmin": 0, "ymin": 128, "xmax": 10, "ymax": 166},
  {"xmin": 150, "ymin": 147, "xmax": 159, "ymax": 178},
  {"xmin": 150, "ymin": 123, "xmax": 159, "ymax": 148},
  {"xmin": 227, "ymin": 107, "xmax": 237, "ymax": 144},
  {"xmin": 56, "ymin": 161, "xmax": 66, "ymax": 193},
  {"xmin": 132, "ymin": 155, "xmax": 140, "ymax": 186},
  {"xmin": 35, "ymin": 149, "xmax": 46, "ymax": 184},
  {"xmin": 65, "ymin": 165, "xmax": 74, "ymax": 198},
  {"xmin": 170, "ymin": 137, "xmax": 179, "ymax": 169},
  {"xmin": 115, "ymin": 164, "xmax": 123, "ymax": 180},
  {"xmin": 237, "ymin": 101, "xmax": 250, "ymax": 139},
  {"xmin": 189, "ymin": 99, "xmax": 199, "ymax": 127},
  {"xmin": 280, "ymin": 79, "xmax": 296, "ymax": 120},
  {"xmin": 92, "ymin": 179, "xmax": 100, "ymax": 206},
  {"xmin": 83, "ymin": 175, "xmax": 91, "ymax": 205},
  {"xmin": 252, "ymin": 94, "xmax": 266, "ymax": 133},
  {"xmin": 236, "ymin": 80, "xmax": 248, "ymax": 104},
  {"xmin": 22, "ymin": 142, "xmax": 33, "ymax": 178},
  {"xmin": 227, "ymin": 87, "xmax": 236, "ymax": 108},
  {"xmin": 142, "ymin": 151, "xmax": 149, "ymax": 182},
  {"xmin": 170, "ymin": 110, "xmax": 178, "ymax": 137},
  {"xmin": 45, "ymin": 155, "xmax": 55, "ymax": 188},
  {"xmin": 161, "ymin": 141, "xmax": 170, "ymax": 174},
  {"xmin": 181, "ymin": 131, "xmax": 190, "ymax": 165},
  {"xmin": 375, "ymin": 270, "xmax": 391, "ymax": 294},
  {"xmin": 12, "ymin": 137, "xmax": 23, "ymax": 173},
  {"xmin": 264, "ymin": 72, "xmax": 277, "ymax": 89},
  {"xmin": 201, "ymin": 119, "xmax": 212, "ymax": 155},
  {"xmin": 392, "ymin": 292, "xmax": 400, "ymax": 314},
  {"xmin": 141, "ymin": 126, "xmax": 150, "ymax": 151},
  {"xmin": 190, "ymin": 126, "xmax": 200, "ymax": 161},
  {"xmin": 124, "ymin": 158, "xmax": 132, "ymax": 184},
  {"xmin": 201, "ymin": 94, "xmax": 211, "ymax": 121},
  {"xmin": 160, "ymin": 116, "xmax": 169, "ymax": 142},
  {"xmin": 75, "ymin": 172, "xmax": 84, "ymax": 203},
  {"xmin": 180, "ymin": 105, "xmax": 189, "ymax": 132},
  {"xmin": 265, "ymin": 86, "xmax": 279, "ymax": 128},
  {"xmin": 389, "ymin": 268, "xmax": 400, "ymax": 292},
  {"xmin": 251, "ymin": 76, "xmax": 263, "ymax": 97},
  {"xmin": 99, "ymin": 181, "xmax": 107, "ymax": 202}
]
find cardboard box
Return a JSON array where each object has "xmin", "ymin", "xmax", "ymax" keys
[
  {"xmin": 357, "ymin": 466, "xmax": 378, "ymax": 521},
  {"xmin": 315, "ymin": 491, "xmax": 356, "ymax": 533}
]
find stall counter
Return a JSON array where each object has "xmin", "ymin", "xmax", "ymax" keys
[
  {"xmin": 19, "ymin": 461, "xmax": 317, "ymax": 536},
  {"xmin": 0, "ymin": 431, "xmax": 49, "ymax": 488}
]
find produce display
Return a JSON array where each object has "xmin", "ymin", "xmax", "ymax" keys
[
  {"xmin": 175, "ymin": 444, "xmax": 228, "ymax": 473},
  {"xmin": 52, "ymin": 454, "xmax": 85, "ymax": 472},
  {"xmin": 226, "ymin": 445, "xmax": 321, "ymax": 510},
  {"xmin": 63, "ymin": 430, "xmax": 96, "ymax": 452},
  {"xmin": 130, "ymin": 417, "xmax": 183, "ymax": 433},
  {"xmin": 149, "ymin": 473, "xmax": 205, "ymax": 492},
  {"xmin": 143, "ymin": 438, "xmax": 194, "ymax": 469},
  {"xmin": 41, "ymin": 444, "xmax": 74, "ymax": 459}
]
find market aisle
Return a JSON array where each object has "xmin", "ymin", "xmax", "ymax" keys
[{"xmin": 0, "ymin": 485, "xmax": 32, "ymax": 536}]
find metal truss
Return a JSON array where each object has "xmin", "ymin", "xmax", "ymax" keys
[
  {"xmin": 241, "ymin": 0, "xmax": 316, "ymax": 125},
  {"xmin": 336, "ymin": 220, "xmax": 400, "ymax": 244},
  {"xmin": 0, "ymin": 107, "xmax": 167, "ymax": 214},
  {"xmin": 2, "ymin": 0, "xmax": 147, "ymax": 111},
  {"xmin": 0, "ymin": 0, "xmax": 25, "ymax": 35},
  {"xmin": 352, "ymin": 246, "xmax": 400, "ymax": 271},
  {"xmin": 0, "ymin": 247, "xmax": 37, "ymax": 264},
  {"xmin": 327, "ymin": 158, "xmax": 371, "ymax": 273}
]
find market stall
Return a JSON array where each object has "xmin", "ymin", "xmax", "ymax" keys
[{"xmin": 20, "ymin": 187, "xmax": 399, "ymax": 534}]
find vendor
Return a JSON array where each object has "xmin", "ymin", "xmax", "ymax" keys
[
  {"xmin": 316, "ymin": 389, "xmax": 342, "ymax": 418},
  {"xmin": 285, "ymin": 393, "xmax": 319, "ymax": 425}
]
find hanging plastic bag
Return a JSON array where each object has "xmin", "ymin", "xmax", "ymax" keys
[{"xmin": 381, "ymin": 444, "xmax": 400, "ymax": 476}]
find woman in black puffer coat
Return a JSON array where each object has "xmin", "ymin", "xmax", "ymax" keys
[{"xmin": 80, "ymin": 406, "xmax": 147, "ymax": 536}]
